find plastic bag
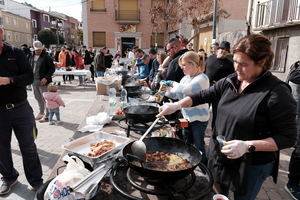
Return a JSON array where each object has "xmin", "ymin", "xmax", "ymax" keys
[
  {"xmin": 44, "ymin": 155, "xmax": 91, "ymax": 200},
  {"xmin": 86, "ymin": 112, "xmax": 112, "ymax": 125}
]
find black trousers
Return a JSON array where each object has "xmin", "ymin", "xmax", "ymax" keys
[{"xmin": 0, "ymin": 103, "xmax": 43, "ymax": 186}]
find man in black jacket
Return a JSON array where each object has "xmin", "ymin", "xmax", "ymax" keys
[
  {"xmin": 0, "ymin": 28, "xmax": 43, "ymax": 195},
  {"xmin": 165, "ymin": 38, "xmax": 188, "ymax": 82},
  {"xmin": 29, "ymin": 41, "xmax": 55, "ymax": 122}
]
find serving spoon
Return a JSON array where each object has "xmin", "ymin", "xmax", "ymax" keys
[{"xmin": 131, "ymin": 118, "xmax": 160, "ymax": 160}]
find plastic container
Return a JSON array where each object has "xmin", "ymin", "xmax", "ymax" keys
[
  {"xmin": 213, "ymin": 194, "xmax": 229, "ymax": 200},
  {"xmin": 108, "ymin": 87, "xmax": 116, "ymax": 115},
  {"xmin": 120, "ymin": 86, "xmax": 128, "ymax": 108}
]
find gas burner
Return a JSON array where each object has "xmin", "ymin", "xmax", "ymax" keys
[
  {"xmin": 110, "ymin": 162, "xmax": 214, "ymax": 200},
  {"xmin": 117, "ymin": 118, "xmax": 165, "ymax": 137}
]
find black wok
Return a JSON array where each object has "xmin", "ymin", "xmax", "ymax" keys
[
  {"xmin": 123, "ymin": 105, "xmax": 158, "ymax": 123},
  {"xmin": 122, "ymin": 137, "xmax": 202, "ymax": 180},
  {"xmin": 124, "ymin": 83, "xmax": 142, "ymax": 93}
]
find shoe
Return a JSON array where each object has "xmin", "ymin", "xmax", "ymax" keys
[
  {"xmin": 0, "ymin": 179, "xmax": 18, "ymax": 195},
  {"xmin": 39, "ymin": 116, "xmax": 49, "ymax": 123},
  {"xmin": 28, "ymin": 183, "xmax": 43, "ymax": 191},
  {"xmin": 49, "ymin": 121, "xmax": 55, "ymax": 125},
  {"xmin": 285, "ymin": 184, "xmax": 300, "ymax": 200},
  {"xmin": 55, "ymin": 121, "xmax": 62, "ymax": 125},
  {"xmin": 35, "ymin": 113, "xmax": 44, "ymax": 120}
]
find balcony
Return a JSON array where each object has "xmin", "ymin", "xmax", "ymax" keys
[
  {"xmin": 255, "ymin": 0, "xmax": 300, "ymax": 30},
  {"xmin": 115, "ymin": 9, "xmax": 140, "ymax": 24}
]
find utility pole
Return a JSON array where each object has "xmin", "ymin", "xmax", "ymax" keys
[{"xmin": 212, "ymin": 0, "xmax": 218, "ymax": 42}]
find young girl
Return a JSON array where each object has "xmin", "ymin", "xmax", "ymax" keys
[
  {"xmin": 43, "ymin": 84, "xmax": 65, "ymax": 125},
  {"xmin": 163, "ymin": 51, "xmax": 209, "ymax": 164}
]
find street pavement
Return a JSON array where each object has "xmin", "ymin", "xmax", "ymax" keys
[{"xmin": 0, "ymin": 77, "xmax": 295, "ymax": 200}]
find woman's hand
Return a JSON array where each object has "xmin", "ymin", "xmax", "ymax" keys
[
  {"xmin": 221, "ymin": 140, "xmax": 250, "ymax": 159},
  {"xmin": 156, "ymin": 102, "xmax": 181, "ymax": 118}
]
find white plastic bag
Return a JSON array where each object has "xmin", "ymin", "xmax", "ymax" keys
[
  {"xmin": 44, "ymin": 155, "xmax": 91, "ymax": 200},
  {"xmin": 86, "ymin": 112, "xmax": 112, "ymax": 125}
]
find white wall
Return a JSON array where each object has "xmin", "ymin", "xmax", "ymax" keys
[{"xmin": 82, "ymin": 0, "xmax": 88, "ymax": 46}]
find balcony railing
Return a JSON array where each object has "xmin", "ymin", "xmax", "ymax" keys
[
  {"xmin": 115, "ymin": 9, "xmax": 140, "ymax": 24},
  {"xmin": 255, "ymin": 0, "xmax": 300, "ymax": 28}
]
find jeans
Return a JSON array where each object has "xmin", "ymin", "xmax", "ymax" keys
[
  {"xmin": 0, "ymin": 102, "xmax": 43, "ymax": 186},
  {"xmin": 234, "ymin": 162, "xmax": 274, "ymax": 200},
  {"xmin": 288, "ymin": 82, "xmax": 300, "ymax": 186},
  {"xmin": 32, "ymin": 82, "xmax": 48, "ymax": 116},
  {"xmin": 96, "ymin": 71, "xmax": 105, "ymax": 77},
  {"xmin": 183, "ymin": 121, "xmax": 208, "ymax": 164},
  {"xmin": 78, "ymin": 75, "xmax": 84, "ymax": 84},
  {"xmin": 49, "ymin": 108, "xmax": 60, "ymax": 122}
]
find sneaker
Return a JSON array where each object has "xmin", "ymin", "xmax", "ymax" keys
[
  {"xmin": 285, "ymin": 184, "xmax": 300, "ymax": 200},
  {"xmin": 39, "ymin": 116, "xmax": 49, "ymax": 123},
  {"xmin": 55, "ymin": 121, "xmax": 62, "ymax": 125},
  {"xmin": 0, "ymin": 179, "xmax": 18, "ymax": 195},
  {"xmin": 35, "ymin": 113, "xmax": 44, "ymax": 120},
  {"xmin": 49, "ymin": 121, "xmax": 55, "ymax": 125}
]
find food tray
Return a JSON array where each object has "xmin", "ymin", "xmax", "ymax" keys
[{"xmin": 62, "ymin": 131, "xmax": 131, "ymax": 167}]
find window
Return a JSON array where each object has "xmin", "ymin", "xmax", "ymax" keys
[
  {"xmin": 26, "ymin": 22, "xmax": 30, "ymax": 30},
  {"xmin": 151, "ymin": 33, "xmax": 165, "ymax": 48},
  {"xmin": 271, "ymin": 37, "xmax": 289, "ymax": 72},
  {"xmin": 14, "ymin": 33, "xmax": 19, "ymax": 42},
  {"xmin": 91, "ymin": 0, "xmax": 105, "ymax": 11},
  {"xmin": 151, "ymin": 0, "xmax": 165, "ymax": 8},
  {"xmin": 6, "ymin": 31, "xmax": 12, "ymax": 41},
  {"xmin": 0, "ymin": 0, "xmax": 4, "ymax": 5},
  {"xmin": 13, "ymin": 18, "xmax": 17, "ymax": 26},
  {"xmin": 32, "ymin": 19, "xmax": 37, "ymax": 28},
  {"xmin": 93, "ymin": 32, "xmax": 106, "ymax": 47},
  {"xmin": 33, "ymin": 34, "xmax": 38, "ymax": 41},
  {"xmin": 43, "ymin": 14, "xmax": 50, "ymax": 22},
  {"xmin": 5, "ymin": 16, "xmax": 10, "ymax": 24}
]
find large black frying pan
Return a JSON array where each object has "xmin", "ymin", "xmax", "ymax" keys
[
  {"xmin": 123, "ymin": 105, "xmax": 158, "ymax": 123},
  {"xmin": 122, "ymin": 137, "xmax": 202, "ymax": 180},
  {"xmin": 124, "ymin": 83, "xmax": 142, "ymax": 93}
]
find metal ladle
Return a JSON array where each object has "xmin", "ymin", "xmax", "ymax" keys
[{"xmin": 131, "ymin": 118, "xmax": 160, "ymax": 160}]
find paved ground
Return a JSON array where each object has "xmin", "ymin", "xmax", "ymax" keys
[{"xmin": 0, "ymin": 77, "xmax": 295, "ymax": 200}]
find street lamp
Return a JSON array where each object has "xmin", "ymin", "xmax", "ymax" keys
[{"xmin": 51, "ymin": 19, "xmax": 63, "ymax": 47}]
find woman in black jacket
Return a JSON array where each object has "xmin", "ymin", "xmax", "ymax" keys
[{"xmin": 157, "ymin": 34, "xmax": 297, "ymax": 200}]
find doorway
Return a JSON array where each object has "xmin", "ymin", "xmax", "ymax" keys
[{"xmin": 121, "ymin": 37, "xmax": 135, "ymax": 57}]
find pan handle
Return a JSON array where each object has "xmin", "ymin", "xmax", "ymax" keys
[{"xmin": 125, "ymin": 153, "xmax": 145, "ymax": 168}]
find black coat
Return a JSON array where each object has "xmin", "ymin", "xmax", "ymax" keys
[
  {"xmin": 29, "ymin": 50, "xmax": 55, "ymax": 84},
  {"xmin": 190, "ymin": 71, "xmax": 297, "ymax": 194},
  {"xmin": 165, "ymin": 49, "xmax": 189, "ymax": 82}
]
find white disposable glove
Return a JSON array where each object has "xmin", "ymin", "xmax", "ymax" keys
[
  {"xmin": 221, "ymin": 140, "xmax": 250, "ymax": 159},
  {"xmin": 156, "ymin": 102, "xmax": 181, "ymax": 118}
]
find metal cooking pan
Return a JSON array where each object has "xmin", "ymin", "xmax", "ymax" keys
[
  {"xmin": 122, "ymin": 137, "xmax": 202, "ymax": 180},
  {"xmin": 123, "ymin": 105, "xmax": 158, "ymax": 123},
  {"xmin": 124, "ymin": 83, "xmax": 142, "ymax": 93}
]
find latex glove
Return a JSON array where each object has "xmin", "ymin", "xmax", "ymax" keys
[
  {"xmin": 221, "ymin": 140, "xmax": 250, "ymax": 159},
  {"xmin": 156, "ymin": 102, "xmax": 181, "ymax": 118},
  {"xmin": 160, "ymin": 80, "xmax": 173, "ymax": 86}
]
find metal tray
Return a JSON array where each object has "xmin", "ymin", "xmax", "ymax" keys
[{"xmin": 62, "ymin": 131, "xmax": 131, "ymax": 167}]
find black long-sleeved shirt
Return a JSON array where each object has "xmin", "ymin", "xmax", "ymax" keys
[{"xmin": 0, "ymin": 43, "xmax": 33, "ymax": 105}]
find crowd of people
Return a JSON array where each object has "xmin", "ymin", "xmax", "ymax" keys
[{"xmin": 0, "ymin": 25, "xmax": 299, "ymax": 200}]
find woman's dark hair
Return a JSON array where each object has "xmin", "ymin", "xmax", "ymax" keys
[{"xmin": 233, "ymin": 34, "xmax": 274, "ymax": 71}]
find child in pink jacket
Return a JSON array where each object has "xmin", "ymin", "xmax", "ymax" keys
[{"xmin": 43, "ymin": 84, "xmax": 65, "ymax": 125}]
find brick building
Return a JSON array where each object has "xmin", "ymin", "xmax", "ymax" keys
[{"xmin": 82, "ymin": 0, "xmax": 166, "ymax": 55}]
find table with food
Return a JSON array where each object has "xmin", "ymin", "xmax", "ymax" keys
[{"xmin": 38, "ymin": 69, "xmax": 215, "ymax": 200}]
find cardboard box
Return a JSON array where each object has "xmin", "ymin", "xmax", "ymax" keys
[{"xmin": 95, "ymin": 79, "xmax": 121, "ymax": 95}]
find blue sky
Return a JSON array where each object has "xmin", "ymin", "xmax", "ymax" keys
[{"xmin": 14, "ymin": 0, "xmax": 82, "ymax": 21}]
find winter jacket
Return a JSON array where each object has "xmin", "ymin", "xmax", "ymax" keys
[
  {"xmin": 190, "ymin": 71, "xmax": 297, "ymax": 194},
  {"xmin": 29, "ymin": 50, "xmax": 55, "ymax": 84},
  {"xmin": 43, "ymin": 92, "xmax": 65, "ymax": 109}
]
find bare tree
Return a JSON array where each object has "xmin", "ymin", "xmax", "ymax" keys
[{"xmin": 150, "ymin": 0, "xmax": 228, "ymax": 42}]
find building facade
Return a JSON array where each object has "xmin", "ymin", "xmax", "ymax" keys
[
  {"xmin": 2, "ymin": 10, "xmax": 32, "ymax": 46},
  {"xmin": 82, "ymin": 0, "xmax": 166, "ymax": 55},
  {"xmin": 249, "ymin": 0, "xmax": 300, "ymax": 80}
]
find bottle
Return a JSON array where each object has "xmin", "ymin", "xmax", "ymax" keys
[
  {"xmin": 108, "ymin": 87, "xmax": 116, "ymax": 115},
  {"xmin": 120, "ymin": 86, "xmax": 128, "ymax": 108}
]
